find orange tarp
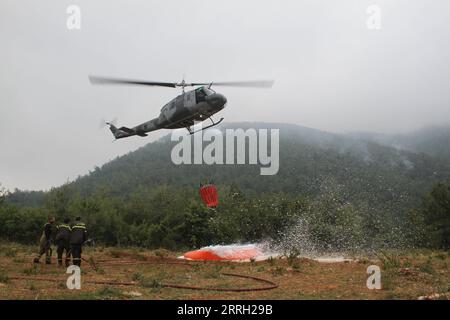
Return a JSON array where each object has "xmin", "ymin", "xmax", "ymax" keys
[{"xmin": 183, "ymin": 247, "xmax": 260, "ymax": 261}]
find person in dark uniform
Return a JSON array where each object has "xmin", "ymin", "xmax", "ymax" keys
[
  {"xmin": 70, "ymin": 216, "xmax": 87, "ymax": 267},
  {"xmin": 33, "ymin": 216, "xmax": 56, "ymax": 264},
  {"xmin": 56, "ymin": 218, "xmax": 72, "ymax": 267}
]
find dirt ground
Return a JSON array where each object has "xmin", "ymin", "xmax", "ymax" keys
[{"xmin": 0, "ymin": 242, "xmax": 448, "ymax": 300}]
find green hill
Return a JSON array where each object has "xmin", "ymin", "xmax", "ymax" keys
[
  {"xmin": 3, "ymin": 122, "xmax": 449, "ymax": 250},
  {"xmin": 65, "ymin": 122, "xmax": 450, "ymax": 204}
]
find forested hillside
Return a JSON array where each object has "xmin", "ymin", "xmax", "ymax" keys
[
  {"xmin": 49, "ymin": 123, "xmax": 450, "ymax": 202},
  {"xmin": 2, "ymin": 123, "xmax": 449, "ymax": 250}
]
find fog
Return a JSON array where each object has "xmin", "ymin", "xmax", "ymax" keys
[{"xmin": 1, "ymin": 0, "xmax": 449, "ymax": 190}]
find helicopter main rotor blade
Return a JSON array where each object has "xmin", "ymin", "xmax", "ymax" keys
[
  {"xmin": 89, "ymin": 76, "xmax": 177, "ymax": 88},
  {"xmin": 89, "ymin": 76, "xmax": 274, "ymax": 88},
  {"xmin": 191, "ymin": 80, "xmax": 274, "ymax": 88}
]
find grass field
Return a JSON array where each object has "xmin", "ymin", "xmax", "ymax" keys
[{"xmin": 0, "ymin": 242, "xmax": 448, "ymax": 300}]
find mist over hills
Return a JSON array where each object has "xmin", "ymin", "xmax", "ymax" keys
[
  {"xmin": 7, "ymin": 122, "xmax": 450, "ymax": 211},
  {"xmin": 348, "ymin": 125, "xmax": 450, "ymax": 160}
]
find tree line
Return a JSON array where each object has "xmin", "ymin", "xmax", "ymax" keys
[{"xmin": 1, "ymin": 181, "xmax": 448, "ymax": 250}]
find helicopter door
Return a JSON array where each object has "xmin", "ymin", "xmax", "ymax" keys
[{"xmin": 184, "ymin": 91, "xmax": 195, "ymax": 108}]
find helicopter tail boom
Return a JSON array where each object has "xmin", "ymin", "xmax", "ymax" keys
[{"xmin": 107, "ymin": 123, "xmax": 148, "ymax": 139}]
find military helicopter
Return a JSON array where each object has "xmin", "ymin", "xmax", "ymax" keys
[{"xmin": 89, "ymin": 76, "xmax": 274, "ymax": 139}]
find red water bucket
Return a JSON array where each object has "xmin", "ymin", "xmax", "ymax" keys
[{"xmin": 199, "ymin": 184, "xmax": 218, "ymax": 207}]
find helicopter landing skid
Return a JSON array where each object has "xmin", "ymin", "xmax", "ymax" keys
[{"xmin": 186, "ymin": 117, "xmax": 224, "ymax": 135}]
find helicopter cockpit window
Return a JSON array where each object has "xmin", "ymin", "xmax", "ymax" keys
[{"xmin": 195, "ymin": 87, "xmax": 207, "ymax": 103}]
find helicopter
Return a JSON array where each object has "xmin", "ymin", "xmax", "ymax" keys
[{"xmin": 89, "ymin": 76, "xmax": 274, "ymax": 139}]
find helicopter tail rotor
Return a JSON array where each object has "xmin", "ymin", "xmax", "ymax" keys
[
  {"xmin": 107, "ymin": 123, "xmax": 130, "ymax": 140},
  {"xmin": 99, "ymin": 118, "xmax": 130, "ymax": 139},
  {"xmin": 107, "ymin": 123, "xmax": 122, "ymax": 139},
  {"xmin": 99, "ymin": 117, "xmax": 118, "ymax": 130}
]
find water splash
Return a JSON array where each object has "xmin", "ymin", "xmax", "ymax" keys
[{"xmin": 179, "ymin": 240, "xmax": 354, "ymax": 262}]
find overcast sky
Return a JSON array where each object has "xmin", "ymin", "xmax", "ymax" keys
[{"xmin": 1, "ymin": 0, "xmax": 449, "ymax": 191}]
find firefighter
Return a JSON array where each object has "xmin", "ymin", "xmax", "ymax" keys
[
  {"xmin": 33, "ymin": 216, "xmax": 56, "ymax": 264},
  {"xmin": 56, "ymin": 218, "xmax": 72, "ymax": 267},
  {"xmin": 70, "ymin": 216, "xmax": 87, "ymax": 267}
]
